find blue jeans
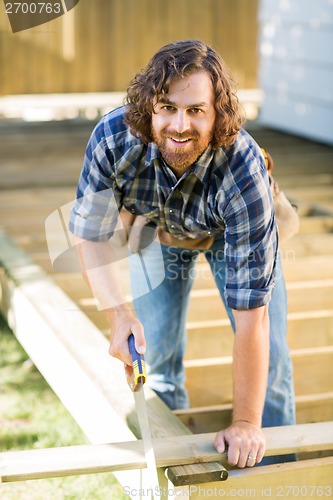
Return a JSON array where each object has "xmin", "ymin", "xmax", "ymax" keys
[{"xmin": 130, "ymin": 237, "xmax": 296, "ymax": 464}]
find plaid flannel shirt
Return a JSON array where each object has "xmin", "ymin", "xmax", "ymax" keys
[{"xmin": 69, "ymin": 106, "xmax": 278, "ymax": 310}]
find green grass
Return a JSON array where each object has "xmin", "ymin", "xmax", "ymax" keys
[{"xmin": 0, "ymin": 315, "xmax": 127, "ymax": 499}]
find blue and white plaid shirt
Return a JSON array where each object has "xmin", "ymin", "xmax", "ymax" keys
[{"xmin": 70, "ymin": 106, "xmax": 278, "ymax": 310}]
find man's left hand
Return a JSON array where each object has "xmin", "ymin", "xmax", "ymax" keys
[{"xmin": 214, "ymin": 420, "xmax": 266, "ymax": 468}]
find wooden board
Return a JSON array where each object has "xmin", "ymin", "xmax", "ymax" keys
[
  {"xmin": 175, "ymin": 392, "xmax": 333, "ymax": 434},
  {"xmin": 79, "ymin": 280, "xmax": 333, "ymax": 327},
  {"xmin": 184, "ymin": 346, "xmax": 333, "ymax": 407},
  {"xmin": 185, "ymin": 309, "xmax": 333, "ymax": 359},
  {"xmin": 188, "ymin": 457, "xmax": 333, "ymax": 500},
  {"xmin": 184, "ymin": 283, "xmax": 333, "ymax": 321},
  {"xmin": 1, "ymin": 422, "xmax": 332, "ymax": 483}
]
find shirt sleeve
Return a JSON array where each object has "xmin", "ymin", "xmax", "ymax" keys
[
  {"xmin": 222, "ymin": 165, "xmax": 278, "ymax": 310},
  {"xmin": 69, "ymin": 119, "xmax": 121, "ymax": 242}
]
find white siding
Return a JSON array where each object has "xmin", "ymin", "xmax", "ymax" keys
[{"xmin": 258, "ymin": 0, "xmax": 333, "ymax": 145}]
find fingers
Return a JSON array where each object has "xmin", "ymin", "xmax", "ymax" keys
[
  {"xmin": 256, "ymin": 440, "xmax": 266, "ymax": 464},
  {"xmin": 245, "ymin": 452, "xmax": 257, "ymax": 468},
  {"xmin": 124, "ymin": 363, "xmax": 134, "ymax": 385},
  {"xmin": 214, "ymin": 422, "xmax": 266, "ymax": 469},
  {"xmin": 108, "ymin": 314, "xmax": 145, "ymax": 365},
  {"xmin": 131, "ymin": 322, "xmax": 146, "ymax": 355},
  {"xmin": 108, "ymin": 333, "xmax": 131, "ymax": 365},
  {"xmin": 214, "ymin": 430, "xmax": 226, "ymax": 455}
]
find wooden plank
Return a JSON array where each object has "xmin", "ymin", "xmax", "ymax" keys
[
  {"xmin": 294, "ymin": 216, "xmax": 333, "ymax": 234},
  {"xmin": 191, "ymin": 256, "xmax": 333, "ymax": 290},
  {"xmin": 184, "ymin": 346, "xmax": 333, "ymax": 406},
  {"xmin": 185, "ymin": 309, "xmax": 333, "ymax": 359},
  {"xmin": 185, "ymin": 282, "xmax": 333, "ymax": 321},
  {"xmin": 278, "ymin": 173, "xmax": 333, "ymax": 189},
  {"xmin": 1, "ymin": 422, "xmax": 332, "ymax": 483},
  {"xmin": 165, "ymin": 462, "xmax": 228, "ymax": 487},
  {"xmin": 283, "ymin": 254, "xmax": 333, "ymax": 281},
  {"xmin": 59, "ymin": 286, "xmax": 333, "ymax": 354},
  {"xmin": 52, "ymin": 253, "xmax": 333, "ymax": 298},
  {"xmin": 175, "ymin": 393, "xmax": 333, "ymax": 434},
  {"xmin": 51, "ymin": 258, "xmax": 333, "ymax": 357},
  {"xmin": 81, "ymin": 279, "xmax": 333, "ymax": 326},
  {"xmin": 277, "ymin": 309, "xmax": 333, "ymax": 348},
  {"xmin": 188, "ymin": 457, "xmax": 333, "ymax": 500},
  {"xmin": 293, "ymin": 194, "xmax": 333, "ymax": 212},
  {"xmin": 296, "ymin": 393, "xmax": 333, "ymax": 424},
  {"xmin": 13, "ymin": 252, "xmax": 331, "ymax": 358}
]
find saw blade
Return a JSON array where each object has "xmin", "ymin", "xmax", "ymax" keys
[{"xmin": 133, "ymin": 386, "xmax": 160, "ymax": 499}]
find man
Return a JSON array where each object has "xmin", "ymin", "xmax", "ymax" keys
[{"xmin": 70, "ymin": 39, "xmax": 296, "ymax": 468}]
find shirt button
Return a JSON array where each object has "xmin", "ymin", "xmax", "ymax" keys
[{"xmin": 169, "ymin": 209, "xmax": 173, "ymax": 213}]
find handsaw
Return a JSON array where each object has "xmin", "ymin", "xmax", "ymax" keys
[{"xmin": 126, "ymin": 333, "xmax": 160, "ymax": 499}]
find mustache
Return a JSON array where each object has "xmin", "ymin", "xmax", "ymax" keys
[{"xmin": 161, "ymin": 129, "xmax": 199, "ymax": 140}]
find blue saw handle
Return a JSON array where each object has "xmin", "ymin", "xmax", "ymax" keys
[{"xmin": 128, "ymin": 333, "xmax": 146, "ymax": 391}]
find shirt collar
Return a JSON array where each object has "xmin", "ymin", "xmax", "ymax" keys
[
  {"xmin": 146, "ymin": 142, "xmax": 160, "ymax": 163},
  {"xmin": 191, "ymin": 145, "xmax": 214, "ymax": 181}
]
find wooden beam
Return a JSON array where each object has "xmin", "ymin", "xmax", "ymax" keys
[
  {"xmin": 299, "ymin": 215, "xmax": 333, "ymax": 234},
  {"xmin": 186, "ymin": 281, "xmax": 333, "ymax": 321},
  {"xmin": 27, "ymin": 252, "xmax": 333, "ymax": 295},
  {"xmin": 1, "ymin": 422, "xmax": 333, "ymax": 483},
  {"xmin": 82, "ymin": 303, "xmax": 333, "ymax": 353},
  {"xmin": 282, "ymin": 185, "xmax": 333, "ymax": 203},
  {"xmin": 286, "ymin": 310, "xmax": 333, "ymax": 349},
  {"xmin": 190, "ymin": 255, "xmax": 333, "ymax": 290},
  {"xmin": 186, "ymin": 457, "xmax": 333, "ymax": 499},
  {"xmin": 185, "ymin": 309, "xmax": 333, "ymax": 359},
  {"xmin": 81, "ymin": 279, "xmax": 333, "ymax": 325},
  {"xmin": 282, "ymin": 254, "xmax": 333, "ymax": 281},
  {"xmin": 165, "ymin": 463, "xmax": 228, "ymax": 487},
  {"xmin": 278, "ymin": 173, "xmax": 333, "ymax": 189},
  {"xmin": 175, "ymin": 393, "xmax": 333, "ymax": 434},
  {"xmin": 184, "ymin": 346, "xmax": 333, "ymax": 406},
  {"xmin": 296, "ymin": 393, "xmax": 333, "ymax": 424}
]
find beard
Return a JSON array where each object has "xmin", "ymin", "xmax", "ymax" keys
[{"xmin": 152, "ymin": 127, "xmax": 212, "ymax": 172}]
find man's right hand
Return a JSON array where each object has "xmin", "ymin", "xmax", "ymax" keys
[{"xmin": 106, "ymin": 306, "xmax": 145, "ymax": 366}]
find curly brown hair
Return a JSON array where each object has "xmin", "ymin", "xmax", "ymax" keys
[{"xmin": 124, "ymin": 39, "xmax": 243, "ymax": 149}]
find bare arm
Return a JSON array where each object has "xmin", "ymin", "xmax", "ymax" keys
[
  {"xmin": 74, "ymin": 235, "xmax": 145, "ymax": 365},
  {"xmin": 214, "ymin": 305, "xmax": 269, "ymax": 468}
]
